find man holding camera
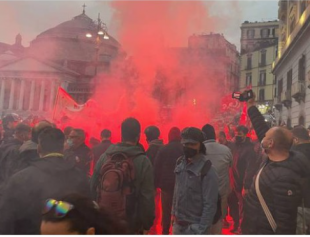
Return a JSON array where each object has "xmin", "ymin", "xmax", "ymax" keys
[{"xmin": 240, "ymin": 91, "xmax": 310, "ymax": 234}]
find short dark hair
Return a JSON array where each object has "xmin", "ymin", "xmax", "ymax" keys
[
  {"xmin": 15, "ymin": 123, "xmax": 31, "ymax": 135},
  {"xmin": 32, "ymin": 121, "xmax": 53, "ymax": 144},
  {"xmin": 236, "ymin": 125, "xmax": 249, "ymax": 135},
  {"xmin": 144, "ymin": 126, "xmax": 160, "ymax": 141},
  {"xmin": 42, "ymin": 193, "xmax": 125, "ymax": 234},
  {"xmin": 121, "ymin": 118, "xmax": 141, "ymax": 143},
  {"xmin": 64, "ymin": 126, "xmax": 73, "ymax": 136},
  {"xmin": 73, "ymin": 129, "xmax": 86, "ymax": 139},
  {"xmin": 202, "ymin": 124, "xmax": 216, "ymax": 140},
  {"xmin": 38, "ymin": 128, "xmax": 65, "ymax": 154},
  {"xmin": 100, "ymin": 129, "xmax": 111, "ymax": 138},
  {"xmin": 168, "ymin": 127, "xmax": 181, "ymax": 142},
  {"xmin": 292, "ymin": 126, "xmax": 310, "ymax": 141},
  {"xmin": 218, "ymin": 131, "xmax": 226, "ymax": 138}
]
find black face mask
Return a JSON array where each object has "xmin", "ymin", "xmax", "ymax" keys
[
  {"xmin": 235, "ymin": 136, "xmax": 244, "ymax": 144},
  {"xmin": 183, "ymin": 146, "xmax": 198, "ymax": 159}
]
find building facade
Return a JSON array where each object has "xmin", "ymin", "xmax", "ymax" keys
[
  {"xmin": 0, "ymin": 9, "xmax": 121, "ymax": 118},
  {"xmin": 239, "ymin": 20, "xmax": 279, "ymax": 114},
  {"xmin": 273, "ymin": 0, "xmax": 310, "ymax": 127}
]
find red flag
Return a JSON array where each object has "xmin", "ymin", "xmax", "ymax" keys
[{"xmin": 239, "ymin": 102, "xmax": 248, "ymax": 126}]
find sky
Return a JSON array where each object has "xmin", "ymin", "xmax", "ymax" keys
[{"xmin": 0, "ymin": 1, "xmax": 279, "ymax": 50}]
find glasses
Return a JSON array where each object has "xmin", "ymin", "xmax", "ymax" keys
[{"xmin": 43, "ymin": 199, "xmax": 74, "ymax": 218}]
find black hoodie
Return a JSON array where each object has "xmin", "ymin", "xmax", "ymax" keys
[
  {"xmin": 0, "ymin": 139, "xmax": 23, "ymax": 196},
  {"xmin": 0, "ymin": 156, "xmax": 90, "ymax": 235}
]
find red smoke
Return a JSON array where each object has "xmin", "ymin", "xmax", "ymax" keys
[{"xmin": 57, "ymin": 1, "xmax": 236, "ymax": 146}]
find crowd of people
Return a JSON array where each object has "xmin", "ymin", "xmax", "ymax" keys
[{"xmin": 0, "ymin": 95, "xmax": 309, "ymax": 235}]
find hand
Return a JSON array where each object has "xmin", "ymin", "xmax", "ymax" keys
[
  {"xmin": 246, "ymin": 91, "xmax": 256, "ymax": 108},
  {"xmin": 242, "ymin": 189, "xmax": 249, "ymax": 197}
]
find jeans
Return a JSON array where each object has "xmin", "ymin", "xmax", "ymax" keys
[
  {"xmin": 161, "ymin": 190, "xmax": 174, "ymax": 234},
  {"xmin": 173, "ymin": 223, "xmax": 210, "ymax": 235},
  {"xmin": 296, "ymin": 207, "xmax": 310, "ymax": 234}
]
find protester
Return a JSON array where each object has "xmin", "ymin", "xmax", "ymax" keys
[
  {"xmin": 64, "ymin": 126, "xmax": 73, "ymax": 140},
  {"xmin": 144, "ymin": 125, "xmax": 164, "ymax": 166},
  {"xmin": 291, "ymin": 126, "xmax": 310, "ymax": 234},
  {"xmin": 89, "ymin": 137, "xmax": 100, "ymax": 148},
  {"xmin": 172, "ymin": 127, "xmax": 219, "ymax": 235},
  {"xmin": 0, "ymin": 128, "xmax": 90, "ymax": 234},
  {"xmin": 218, "ymin": 131, "xmax": 234, "ymax": 151},
  {"xmin": 154, "ymin": 127, "xmax": 183, "ymax": 234},
  {"xmin": 91, "ymin": 118, "xmax": 155, "ymax": 234},
  {"xmin": 1, "ymin": 113, "xmax": 20, "ymax": 144},
  {"xmin": 0, "ymin": 123, "xmax": 31, "ymax": 197},
  {"xmin": 41, "ymin": 193, "xmax": 125, "ymax": 235},
  {"xmin": 92, "ymin": 129, "xmax": 112, "ymax": 166},
  {"xmin": 231, "ymin": 125, "xmax": 258, "ymax": 233},
  {"xmin": 241, "ymin": 93, "xmax": 310, "ymax": 234},
  {"xmin": 202, "ymin": 124, "xmax": 232, "ymax": 234},
  {"xmin": 64, "ymin": 129, "xmax": 93, "ymax": 176},
  {"xmin": 17, "ymin": 120, "xmax": 53, "ymax": 172}
]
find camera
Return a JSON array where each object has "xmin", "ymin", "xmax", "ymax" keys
[{"xmin": 232, "ymin": 90, "xmax": 254, "ymax": 102}]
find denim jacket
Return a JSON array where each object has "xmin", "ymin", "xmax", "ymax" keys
[{"xmin": 172, "ymin": 154, "xmax": 219, "ymax": 234}]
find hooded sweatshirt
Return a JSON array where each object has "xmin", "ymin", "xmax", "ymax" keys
[
  {"xmin": 91, "ymin": 143, "xmax": 155, "ymax": 233},
  {"xmin": 0, "ymin": 156, "xmax": 90, "ymax": 235}
]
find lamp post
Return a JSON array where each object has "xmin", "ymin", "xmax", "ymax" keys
[{"xmin": 86, "ymin": 13, "xmax": 109, "ymax": 77}]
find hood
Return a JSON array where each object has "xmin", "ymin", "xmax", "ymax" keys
[
  {"xmin": 32, "ymin": 156, "xmax": 76, "ymax": 175},
  {"xmin": 106, "ymin": 143, "xmax": 145, "ymax": 157},
  {"xmin": 275, "ymin": 151, "xmax": 310, "ymax": 179},
  {"xmin": 0, "ymin": 138, "xmax": 22, "ymax": 150},
  {"xmin": 149, "ymin": 139, "xmax": 164, "ymax": 146},
  {"xmin": 19, "ymin": 140, "xmax": 37, "ymax": 154}
]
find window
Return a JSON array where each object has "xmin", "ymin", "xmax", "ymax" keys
[
  {"xmin": 247, "ymin": 29, "xmax": 255, "ymax": 39},
  {"xmin": 287, "ymin": 118, "xmax": 292, "ymax": 129},
  {"xmin": 278, "ymin": 79, "xmax": 283, "ymax": 99},
  {"xmin": 247, "ymin": 55, "xmax": 252, "ymax": 69},
  {"xmin": 298, "ymin": 55, "xmax": 306, "ymax": 81},
  {"xmin": 287, "ymin": 69, "xmax": 293, "ymax": 90},
  {"xmin": 259, "ymin": 71, "xmax": 266, "ymax": 86},
  {"xmin": 246, "ymin": 73, "xmax": 252, "ymax": 86},
  {"xmin": 272, "ymin": 28, "xmax": 276, "ymax": 37},
  {"xmin": 261, "ymin": 28, "xmax": 270, "ymax": 38},
  {"xmin": 260, "ymin": 51, "xmax": 266, "ymax": 66},
  {"xmin": 259, "ymin": 89, "xmax": 265, "ymax": 101},
  {"xmin": 300, "ymin": 1, "xmax": 307, "ymax": 15}
]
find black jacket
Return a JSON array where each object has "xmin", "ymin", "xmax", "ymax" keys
[
  {"xmin": 0, "ymin": 156, "xmax": 90, "ymax": 234},
  {"xmin": 291, "ymin": 143, "xmax": 310, "ymax": 208},
  {"xmin": 16, "ymin": 140, "xmax": 40, "ymax": 173},
  {"xmin": 0, "ymin": 139, "xmax": 23, "ymax": 196},
  {"xmin": 2, "ymin": 128, "xmax": 15, "ymax": 145},
  {"xmin": 232, "ymin": 138, "xmax": 258, "ymax": 192},
  {"xmin": 146, "ymin": 139, "xmax": 164, "ymax": 166},
  {"xmin": 64, "ymin": 143, "xmax": 93, "ymax": 176},
  {"xmin": 92, "ymin": 140, "xmax": 112, "ymax": 166},
  {"xmin": 242, "ymin": 106, "xmax": 310, "ymax": 234},
  {"xmin": 154, "ymin": 140, "xmax": 184, "ymax": 191}
]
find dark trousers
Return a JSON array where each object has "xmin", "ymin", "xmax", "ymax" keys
[
  {"xmin": 162, "ymin": 189, "xmax": 174, "ymax": 235},
  {"xmin": 228, "ymin": 190, "xmax": 240, "ymax": 228}
]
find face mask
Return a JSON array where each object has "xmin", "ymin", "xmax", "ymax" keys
[
  {"xmin": 183, "ymin": 146, "xmax": 198, "ymax": 159},
  {"xmin": 67, "ymin": 139, "xmax": 73, "ymax": 147},
  {"xmin": 235, "ymin": 136, "xmax": 244, "ymax": 143}
]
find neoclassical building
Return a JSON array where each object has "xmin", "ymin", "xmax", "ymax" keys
[{"xmin": 0, "ymin": 9, "xmax": 121, "ymax": 118}]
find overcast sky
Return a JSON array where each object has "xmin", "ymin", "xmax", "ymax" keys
[{"xmin": 0, "ymin": 1, "xmax": 278, "ymax": 49}]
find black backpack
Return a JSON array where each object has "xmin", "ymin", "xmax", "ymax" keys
[{"xmin": 201, "ymin": 160, "xmax": 222, "ymax": 225}]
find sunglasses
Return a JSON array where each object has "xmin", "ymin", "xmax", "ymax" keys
[{"xmin": 43, "ymin": 199, "xmax": 74, "ymax": 218}]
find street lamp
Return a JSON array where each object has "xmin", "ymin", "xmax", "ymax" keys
[{"xmin": 86, "ymin": 13, "xmax": 110, "ymax": 76}]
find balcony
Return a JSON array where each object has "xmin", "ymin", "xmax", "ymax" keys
[
  {"xmin": 273, "ymin": 96, "xmax": 282, "ymax": 111},
  {"xmin": 281, "ymin": 90, "xmax": 292, "ymax": 108},
  {"xmin": 291, "ymin": 81, "xmax": 306, "ymax": 103}
]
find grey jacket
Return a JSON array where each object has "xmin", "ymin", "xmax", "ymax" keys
[
  {"xmin": 172, "ymin": 154, "xmax": 219, "ymax": 234},
  {"xmin": 203, "ymin": 139, "xmax": 232, "ymax": 197}
]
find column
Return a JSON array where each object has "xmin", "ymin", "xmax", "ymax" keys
[
  {"xmin": 39, "ymin": 80, "xmax": 45, "ymax": 111},
  {"xmin": 18, "ymin": 80, "xmax": 25, "ymax": 110},
  {"xmin": 8, "ymin": 78, "xmax": 15, "ymax": 110},
  {"xmin": 29, "ymin": 80, "xmax": 35, "ymax": 110},
  {"xmin": 0, "ymin": 79, "xmax": 5, "ymax": 110},
  {"xmin": 50, "ymin": 80, "xmax": 56, "ymax": 111}
]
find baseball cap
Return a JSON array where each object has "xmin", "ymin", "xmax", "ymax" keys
[{"xmin": 181, "ymin": 127, "xmax": 204, "ymax": 144}]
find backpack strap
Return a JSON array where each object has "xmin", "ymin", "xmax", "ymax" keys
[{"xmin": 201, "ymin": 160, "xmax": 212, "ymax": 180}]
